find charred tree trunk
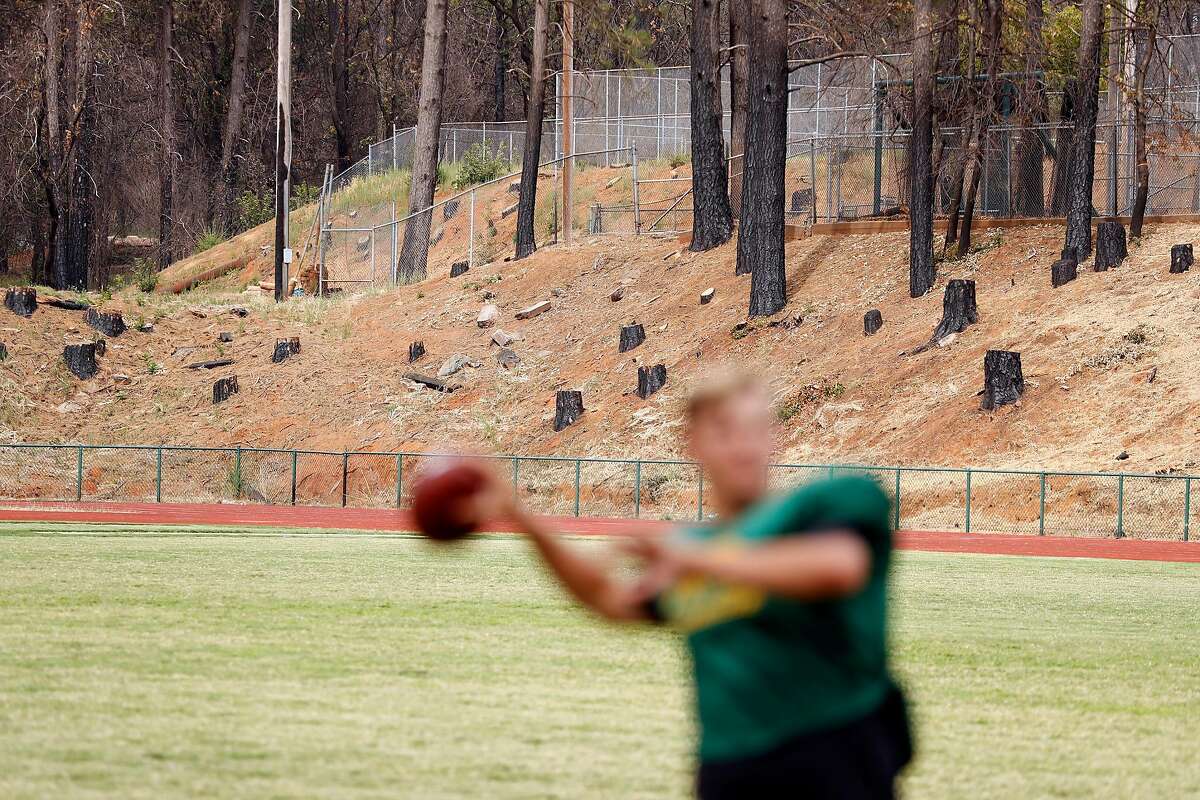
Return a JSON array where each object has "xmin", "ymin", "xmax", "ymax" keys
[
  {"xmin": 981, "ymin": 350, "xmax": 1024, "ymax": 410},
  {"xmin": 909, "ymin": 0, "xmax": 937, "ymax": 297},
  {"xmin": 932, "ymin": 279, "xmax": 978, "ymax": 339},
  {"xmin": 1049, "ymin": 83, "xmax": 1076, "ymax": 215},
  {"xmin": 493, "ymin": 6, "xmax": 508, "ymax": 122},
  {"xmin": 327, "ymin": 0, "xmax": 352, "ymax": 174},
  {"xmin": 63, "ymin": 343, "xmax": 97, "ymax": 379},
  {"xmin": 863, "ymin": 310, "xmax": 883, "ymax": 335},
  {"xmin": 618, "ymin": 323, "xmax": 645, "ymax": 353},
  {"xmin": 636, "ymin": 364, "xmax": 667, "ymax": 399},
  {"xmin": 1170, "ymin": 244, "xmax": 1194, "ymax": 273},
  {"xmin": 213, "ymin": 376, "xmax": 240, "ymax": 404},
  {"xmin": 514, "ymin": 0, "xmax": 549, "ymax": 260},
  {"xmin": 66, "ymin": 87, "xmax": 95, "ymax": 290},
  {"xmin": 218, "ymin": 0, "xmax": 253, "ymax": 235},
  {"xmin": 688, "ymin": 0, "xmax": 733, "ymax": 252},
  {"xmin": 158, "ymin": 0, "xmax": 175, "ymax": 272},
  {"xmin": 1015, "ymin": 0, "xmax": 1047, "ymax": 217},
  {"xmin": 739, "ymin": 0, "xmax": 788, "ymax": 317},
  {"xmin": 272, "ymin": 337, "xmax": 301, "ymax": 363},
  {"xmin": 408, "ymin": 341, "xmax": 426, "ymax": 362},
  {"xmin": 5, "ymin": 288, "xmax": 37, "ymax": 317},
  {"xmin": 553, "ymin": 390, "xmax": 584, "ymax": 431},
  {"xmin": 1064, "ymin": 0, "xmax": 1104, "ymax": 262},
  {"xmin": 30, "ymin": 215, "xmax": 45, "ymax": 285},
  {"xmin": 85, "ymin": 308, "xmax": 126, "ymax": 336},
  {"xmin": 728, "ymin": 0, "xmax": 749, "ymax": 218},
  {"xmin": 958, "ymin": 0, "xmax": 1003, "ymax": 255},
  {"xmin": 1051, "ymin": 256, "xmax": 1077, "ymax": 287},
  {"xmin": 398, "ymin": 0, "xmax": 449, "ymax": 282},
  {"xmin": 1094, "ymin": 221, "xmax": 1127, "ymax": 270},
  {"xmin": 1130, "ymin": 19, "xmax": 1154, "ymax": 238}
]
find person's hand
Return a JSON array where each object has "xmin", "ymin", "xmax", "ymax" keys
[{"xmin": 617, "ymin": 528, "xmax": 691, "ymax": 601}]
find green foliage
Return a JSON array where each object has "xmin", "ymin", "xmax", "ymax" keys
[
  {"xmin": 1044, "ymin": 5, "xmax": 1082, "ymax": 85},
  {"xmin": 236, "ymin": 190, "xmax": 274, "ymax": 231},
  {"xmin": 194, "ymin": 229, "xmax": 226, "ymax": 255},
  {"xmin": 452, "ymin": 144, "xmax": 511, "ymax": 189},
  {"xmin": 668, "ymin": 152, "xmax": 689, "ymax": 170},
  {"xmin": 132, "ymin": 258, "xmax": 158, "ymax": 293}
]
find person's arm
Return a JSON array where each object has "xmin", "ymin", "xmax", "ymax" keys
[{"xmin": 623, "ymin": 529, "xmax": 871, "ymax": 601}]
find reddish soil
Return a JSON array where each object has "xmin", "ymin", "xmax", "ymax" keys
[{"xmin": 2, "ymin": 500, "xmax": 1197, "ymax": 563}]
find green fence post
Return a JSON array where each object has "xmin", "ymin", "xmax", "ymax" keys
[
  {"xmin": 1038, "ymin": 473, "xmax": 1046, "ymax": 536},
  {"xmin": 235, "ymin": 447, "xmax": 242, "ymax": 500},
  {"xmin": 155, "ymin": 446, "xmax": 163, "ymax": 503},
  {"xmin": 1184, "ymin": 478, "xmax": 1191, "ymax": 543},
  {"xmin": 341, "ymin": 452, "xmax": 349, "ymax": 508},
  {"xmin": 574, "ymin": 460, "xmax": 581, "ymax": 517},
  {"xmin": 75, "ymin": 445, "xmax": 84, "ymax": 501},
  {"xmin": 635, "ymin": 461, "xmax": 642, "ymax": 518},
  {"xmin": 893, "ymin": 469, "xmax": 901, "ymax": 530},
  {"xmin": 291, "ymin": 451, "xmax": 299, "ymax": 506},
  {"xmin": 395, "ymin": 454, "xmax": 403, "ymax": 508},
  {"xmin": 964, "ymin": 469, "xmax": 972, "ymax": 533},
  {"xmin": 1115, "ymin": 474, "xmax": 1125, "ymax": 539},
  {"xmin": 697, "ymin": 470, "xmax": 704, "ymax": 521}
]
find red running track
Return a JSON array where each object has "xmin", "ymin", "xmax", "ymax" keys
[{"xmin": 1, "ymin": 500, "xmax": 1198, "ymax": 563}]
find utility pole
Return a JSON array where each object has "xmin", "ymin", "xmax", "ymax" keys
[
  {"xmin": 561, "ymin": 0, "xmax": 574, "ymax": 244},
  {"xmin": 274, "ymin": 0, "xmax": 293, "ymax": 301}
]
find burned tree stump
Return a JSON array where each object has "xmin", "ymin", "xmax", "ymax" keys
[
  {"xmin": 272, "ymin": 337, "xmax": 301, "ymax": 363},
  {"xmin": 1170, "ymin": 244, "xmax": 1194, "ymax": 274},
  {"xmin": 213, "ymin": 376, "xmax": 239, "ymax": 404},
  {"xmin": 554, "ymin": 390, "xmax": 584, "ymax": 431},
  {"xmin": 1060, "ymin": 246, "xmax": 1077, "ymax": 262},
  {"xmin": 981, "ymin": 350, "xmax": 1024, "ymax": 411},
  {"xmin": 85, "ymin": 307, "xmax": 126, "ymax": 337},
  {"xmin": 700, "ymin": 287, "xmax": 715, "ymax": 305},
  {"xmin": 932, "ymin": 279, "xmax": 978, "ymax": 341},
  {"xmin": 4, "ymin": 287, "xmax": 36, "ymax": 318},
  {"xmin": 63, "ymin": 343, "xmax": 98, "ymax": 379},
  {"xmin": 450, "ymin": 261, "xmax": 469, "ymax": 277},
  {"xmin": 619, "ymin": 324, "xmax": 646, "ymax": 353},
  {"xmin": 1051, "ymin": 258, "xmax": 1078, "ymax": 287},
  {"xmin": 0, "ymin": 342, "xmax": 6, "ymax": 361},
  {"xmin": 408, "ymin": 341, "xmax": 426, "ymax": 362},
  {"xmin": 637, "ymin": 365, "xmax": 667, "ymax": 399},
  {"xmin": 1094, "ymin": 221, "xmax": 1127, "ymax": 271},
  {"xmin": 863, "ymin": 310, "xmax": 883, "ymax": 336}
]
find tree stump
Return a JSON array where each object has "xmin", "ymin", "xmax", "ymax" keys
[
  {"xmin": 272, "ymin": 337, "xmax": 301, "ymax": 363},
  {"xmin": 218, "ymin": 332, "xmax": 234, "ymax": 343},
  {"xmin": 1060, "ymin": 245, "xmax": 1077, "ymax": 262},
  {"xmin": 450, "ymin": 261, "xmax": 469, "ymax": 277},
  {"xmin": 4, "ymin": 287, "xmax": 36, "ymax": 318},
  {"xmin": 931, "ymin": 279, "xmax": 978, "ymax": 341},
  {"xmin": 1051, "ymin": 257, "xmax": 1077, "ymax": 287},
  {"xmin": 863, "ymin": 310, "xmax": 883, "ymax": 336},
  {"xmin": 1170, "ymin": 244, "xmax": 1194, "ymax": 274},
  {"xmin": 63, "ymin": 343, "xmax": 97, "ymax": 379},
  {"xmin": 554, "ymin": 390, "xmax": 584, "ymax": 431},
  {"xmin": 213, "ymin": 376, "xmax": 239, "ymax": 404},
  {"xmin": 981, "ymin": 350, "xmax": 1024, "ymax": 411},
  {"xmin": 1094, "ymin": 221, "xmax": 1127, "ymax": 271},
  {"xmin": 618, "ymin": 324, "xmax": 646, "ymax": 353},
  {"xmin": 0, "ymin": 342, "xmax": 8, "ymax": 361},
  {"xmin": 85, "ymin": 308, "xmax": 126, "ymax": 337},
  {"xmin": 700, "ymin": 287, "xmax": 715, "ymax": 304},
  {"xmin": 637, "ymin": 365, "xmax": 667, "ymax": 399},
  {"xmin": 408, "ymin": 341, "xmax": 426, "ymax": 362}
]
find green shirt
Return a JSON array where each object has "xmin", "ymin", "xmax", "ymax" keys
[{"xmin": 652, "ymin": 475, "xmax": 895, "ymax": 762}]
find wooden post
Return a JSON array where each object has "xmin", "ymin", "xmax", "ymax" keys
[
  {"xmin": 561, "ymin": 0, "xmax": 574, "ymax": 244},
  {"xmin": 273, "ymin": 0, "xmax": 292, "ymax": 302}
]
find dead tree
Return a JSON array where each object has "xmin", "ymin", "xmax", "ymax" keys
[
  {"xmin": 213, "ymin": 376, "xmax": 240, "ymax": 404},
  {"xmin": 933, "ymin": 279, "xmax": 978, "ymax": 339},
  {"xmin": 1094, "ymin": 221, "xmax": 1127, "ymax": 271},
  {"xmin": 1170, "ymin": 244, "xmax": 1193, "ymax": 273},
  {"xmin": 1129, "ymin": 11, "xmax": 1156, "ymax": 238},
  {"xmin": 863, "ymin": 310, "xmax": 883, "ymax": 336},
  {"xmin": 981, "ymin": 350, "xmax": 1024, "ymax": 410},
  {"xmin": 514, "ymin": 0, "xmax": 549, "ymax": 259},
  {"xmin": 728, "ymin": 0, "xmax": 749, "ymax": 217},
  {"xmin": 1064, "ymin": 0, "xmax": 1104, "ymax": 261},
  {"xmin": 1051, "ymin": 257, "xmax": 1078, "ymax": 287},
  {"xmin": 397, "ymin": 0, "xmax": 449, "ymax": 282},
  {"xmin": 554, "ymin": 390, "xmax": 584, "ymax": 431},
  {"xmin": 63, "ymin": 343, "xmax": 98, "ymax": 379},
  {"xmin": 688, "ymin": 0, "xmax": 732, "ymax": 251},
  {"xmin": 5, "ymin": 288, "xmax": 37, "ymax": 317},
  {"xmin": 637, "ymin": 364, "xmax": 668, "ymax": 399},
  {"xmin": 739, "ymin": 0, "xmax": 788, "ymax": 317},
  {"xmin": 85, "ymin": 308, "xmax": 126, "ymax": 337},
  {"xmin": 909, "ymin": 0, "xmax": 938, "ymax": 297},
  {"xmin": 1014, "ymin": 0, "xmax": 1048, "ymax": 217},
  {"xmin": 272, "ymin": 337, "xmax": 301, "ymax": 363},
  {"xmin": 158, "ymin": 0, "xmax": 175, "ymax": 272},
  {"xmin": 619, "ymin": 324, "xmax": 646, "ymax": 353}
]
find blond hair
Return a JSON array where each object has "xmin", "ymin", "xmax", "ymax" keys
[{"xmin": 684, "ymin": 371, "xmax": 762, "ymax": 422}]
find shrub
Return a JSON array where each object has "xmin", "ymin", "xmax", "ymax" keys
[
  {"xmin": 668, "ymin": 151, "xmax": 690, "ymax": 169},
  {"xmin": 131, "ymin": 258, "xmax": 158, "ymax": 292},
  {"xmin": 194, "ymin": 228, "xmax": 226, "ymax": 254},
  {"xmin": 452, "ymin": 143, "xmax": 510, "ymax": 189}
]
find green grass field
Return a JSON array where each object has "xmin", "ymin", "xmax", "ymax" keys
[{"xmin": 1, "ymin": 524, "xmax": 1198, "ymax": 799}]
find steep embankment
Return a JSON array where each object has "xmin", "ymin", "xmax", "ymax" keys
[{"xmin": 2, "ymin": 221, "xmax": 1199, "ymax": 473}]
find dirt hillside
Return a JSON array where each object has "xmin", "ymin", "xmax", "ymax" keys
[{"xmin": 2, "ymin": 220, "xmax": 1199, "ymax": 474}]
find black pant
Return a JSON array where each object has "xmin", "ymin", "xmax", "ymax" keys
[{"xmin": 696, "ymin": 689, "xmax": 912, "ymax": 800}]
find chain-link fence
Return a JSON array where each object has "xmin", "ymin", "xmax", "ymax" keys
[
  {"xmin": 1, "ymin": 444, "xmax": 1197, "ymax": 540},
  {"xmin": 320, "ymin": 147, "xmax": 636, "ymax": 291}
]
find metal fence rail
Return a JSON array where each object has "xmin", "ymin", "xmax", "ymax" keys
[{"xmin": 0, "ymin": 444, "xmax": 1194, "ymax": 541}]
